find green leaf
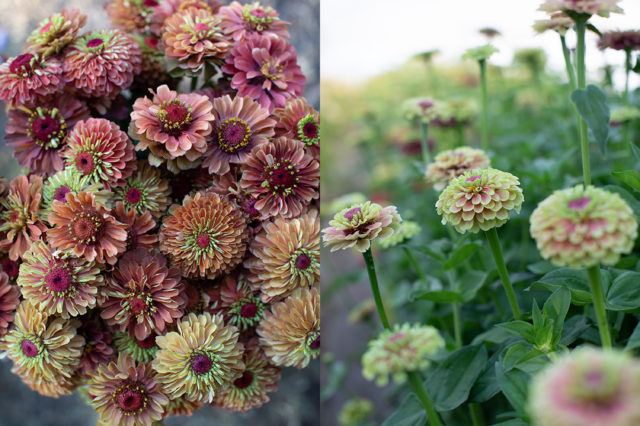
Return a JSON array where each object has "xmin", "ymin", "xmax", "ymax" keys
[
  {"xmin": 495, "ymin": 362, "xmax": 530, "ymax": 419},
  {"xmin": 560, "ymin": 315, "xmax": 591, "ymax": 346},
  {"xmin": 570, "ymin": 84, "xmax": 610, "ymax": 153},
  {"xmin": 496, "ymin": 321, "xmax": 535, "ymax": 343},
  {"xmin": 443, "ymin": 243, "xmax": 480, "ymax": 270},
  {"xmin": 458, "ymin": 270, "xmax": 492, "ymax": 302},
  {"xmin": 606, "ymin": 271, "xmax": 640, "ymax": 311},
  {"xmin": 631, "ymin": 143, "xmax": 640, "ymax": 161},
  {"xmin": 493, "ymin": 420, "xmax": 530, "ymax": 426},
  {"xmin": 586, "ymin": 23, "xmax": 603, "ymax": 38},
  {"xmin": 532, "ymin": 268, "xmax": 592, "ymax": 305},
  {"xmin": 503, "ymin": 342, "xmax": 544, "ymax": 372},
  {"xmin": 410, "ymin": 290, "xmax": 463, "ymax": 303},
  {"xmin": 543, "ymin": 287, "xmax": 572, "ymax": 346},
  {"xmin": 625, "ymin": 322, "xmax": 640, "ymax": 351},
  {"xmin": 381, "ymin": 393, "xmax": 426, "ymax": 426},
  {"xmin": 527, "ymin": 260, "xmax": 555, "ymax": 275},
  {"xmin": 613, "ymin": 170, "xmax": 640, "ymax": 193},
  {"xmin": 426, "ymin": 345, "xmax": 488, "ymax": 411}
]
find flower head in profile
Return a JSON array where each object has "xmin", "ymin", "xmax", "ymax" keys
[
  {"xmin": 362, "ymin": 323, "xmax": 444, "ymax": 386},
  {"xmin": 528, "ymin": 347, "xmax": 640, "ymax": 426},
  {"xmin": 6, "ymin": 97, "xmax": 90, "ymax": 176},
  {"xmin": 114, "ymin": 331, "xmax": 159, "ymax": 364},
  {"xmin": 113, "ymin": 161, "xmax": 171, "ymax": 220},
  {"xmin": 26, "ymin": 8, "xmax": 87, "ymax": 58},
  {"xmin": 436, "ymin": 168, "xmax": 523, "ymax": 234},
  {"xmin": 258, "ymin": 287, "xmax": 319, "ymax": 368},
  {"xmin": 432, "ymin": 98, "xmax": 478, "ymax": 128},
  {"xmin": 530, "ymin": 185, "xmax": 637, "ymax": 268},
  {"xmin": 0, "ymin": 53, "xmax": 63, "ymax": 107},
  {"xmin": 401, "ymin": 98, "xmax": 438, "ymax": 123},
  {"xmin": 217, "ymin": 275, "xmax": 267, "ymax": 332},
  {"xmin": 159, "ymin": 191, "xmax": 248, "ymax": 279},
  {"xmin": 378, "ymin": 220, "xmax": 421, "ymax": 249},
  {"xmin": 598, "ymin": 30, "xmax": 640, "ymax": 51},
  {"xmin": 610, "ymin": 106, "xmax": 640, "ymax": 126},
  {"xmin": 63, "ymin": 29, "xmax": 142, "ymax": 99},
  {"xmin": 246, "ymin": 211, "xmax": 319, "ymax": 302},
  {"xmin": 426, "ymin": 147, "xmax": 491, "ymax": 191},
  {"xmin": 47, "ymin": 191, "xmax": 128, "ymax": 265},
  {"xmin": 18, "ymin": 240, "xmax": 104, "ymax": 318},
  {"xmin": 533, "ymin": 12, "xmax": 574, "ymax": 35},
  {"xmin": 240, "ymin": 137, "xmax": 320, "ymax": 219},
  {"xmin": 0, "ymin": 175, "xmax": 47, "ymax": 261},
  {"xmin": 149, "ymin": 0, "xmax": 223, "ymax": 36},
  {"xmin": 273, "ymin": 97, "xmax": 320, "ymax": 155},
  {"xmin": 222, "ymin": 33, "xmax": 305, "ymax": 111},
  {"xmin": 112, "ymin": 202, "xmax": 159, "ymax": 251},
  {"xmin": 0, "ymin": 272, "xmax": 20, "ymax": 338},
  {"xmin": 202, "ymin": 95, "xmax": 275, "ymax": 175},
  {"xmin": 322, "ymin": 201, "xmax": 401, "ymax": 252},
  {"xmin": 42, "ymin": 169, "xmax": 111, "ymax": 219},
  {"xmin": 462, "ymin": 44, "xmax": 499, "ymax": 62},
  {"xmin": 89, "ymin": 353, "xmax": 169, "ymax": 426},
  {"xmin": 64, "ymin": 118, "xmax": 137, "ymax": 189},
  {"xmin": 538, "ymin": 0, "xmax": 623, "ymax": 19},
  {"xmin": 152, "ymin": 312, "xmax": 245, "ymax": 403},
  {"xmin": 219, "ymin": 1, "xmax": 290, "ymax": 41}
]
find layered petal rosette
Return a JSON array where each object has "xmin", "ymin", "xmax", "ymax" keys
[
  {"xmin": 217, "ymin": 275, "xmax": 267, "ymax": 332},
  {"xmin": 273, "ymin": 97, "xmax": 320, "ymax": 156},
  {"xmin": 112, "ymin": 202, "xmax": 159, "ymax": 252},
  {"xmin": 0, "ymin": 53, "xmax": 64, "ymax": 107},
  {"xmin": 25, "ymin": 8, "xmax": 87, "ymax": 58},
  {"xmin": 42, "ymin": 169, "xmax": 111, "ymax": 219},
  {"xmin": 113, "ymin": 161, "xmax": 171, "ymax": 220},
  {"xmin": 219, "ymin": 1, "xmax": 290, "ymax": 41},
  {"xmin": 426, "ymin": 147, "xmax": 490, "ymax": 191}
]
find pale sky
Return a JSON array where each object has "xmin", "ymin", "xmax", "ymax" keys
[{"xmin": 321, "ymin": 0, "xmax": 640, "ymax": 88}]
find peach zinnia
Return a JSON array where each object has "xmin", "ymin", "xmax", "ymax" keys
[
  {"xmin": 273, "ymin": 97, "xmax": 320, "ymax": 157},
  {"xmin": 112, "ymin": 202, "xmax": 159, "ymax": 252},
  {"xmin": 0, "ymin": 53, "xmax": 64, "ymax": 107}
]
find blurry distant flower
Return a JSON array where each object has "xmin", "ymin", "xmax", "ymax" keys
[
  {"xmin": 436, "ymin": 168, "xmax": 524, "ymax": 234},
  {"xmin": 113, "ymin": 332, "xmax": 159, "ymax": 364},
  {"xmin": 362, "ymin": 323, "xmax": 444, "ymax": 386},
  {"xmin": 462, "ymin": 44, "xmax": 499, "ymax": 62},
  {"xmin": 533, "ymin": 12, "xmax": 574, "ymax": 35},
  {"xmin": 348, "ymin": 299, "xmax": 376, "ymax": 324},
  {"xmin": 219, "ymin": 1, "xmax": 290, "ymax": 41},
  {"xmin": 222, "ymin": 34, "xmax": 305, "ymax": 111},
  {"xmin": 63, "ymin": 29, "xmax": 142, "ymax": 99},
  {"xmin": 0, "ymin": 53, "xmax": 63, "ymax": 107},
  {"xmin": 6, "ymin": 97, "xmax": 89, "ymax": 176},
  {"xmin": 26, "ymin": 8, "xmax": 87, "ymax": 58},
  {"xmin": 598, "ymin": 30, "xmax": 640, "ymax": 51},
  {"xmin": 402, "ymin": 98, "xmax": 437, "ymax": 123},
  {"xmin": 324, "ymin": 193, "xmax": 367, "ymax": 216},
  {"xmin": 322, "ymin": 201, "xmax": 401, "ymax": 252},
  {"xmin": 258, "ymin": 287, "xmax": 319, "ymax": 368},
  {"xmin": 426, "ymin": 147, "xmax": 491, "ymax": 191},
  {"xmin": 610, "ymin": 106, "xmax": 640, "ymax": 126},
  {"xmin": 479, "ymin": 27, "xmax": 501, "ymax": 39},
  {"xmin": 0, "ymin": 272, "xmax": 20, "ymax": 338},
  {"xmin": 152, "ymin": 312, "xmax": 244, "ymax": 403},
  {"xmin": 162, "ymin": 7, "xmax": 230, "ymax": 72},
  {"xmin": 530, "ymin": 185, "xmax": 637, "ymax": 268},
  {"xmin": 538, "ymin": 0, "xmax": 623, "ymax": 18},
  {"xmin": 339, "ymin": 398, "xmax": 374, "ymax": 426},
  {"xmin": 106, "ymin": 0, "xmax": 154, "ymax": 34},
  {"xmin": 113, "ymin": 161, "xmax": 171, "ymax": 220},
  {"xmin": 378, "ymin": 220, "xmax": 421, "ymax": 249},
  {"xmin": 432, "ymin": 98, "xmax": 478, "ymax": 128},
  {"xmin": 42, "ymin": 169, "xmax": 111, "ymax": 219},
  {"xmin": 529, "ymin": 347, "xmax": 640, "ymax": 426}
]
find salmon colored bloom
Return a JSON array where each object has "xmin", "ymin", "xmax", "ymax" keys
[
  {"xmin": 25, "ymin": 8, "xmax": 87, "ymax": 58},
  {"xmin": 0, "ymin": 53, "xmax": 63, "ymax": 107},
  {"xmin": 111, "ymin": 202, "xmax": 159, "ymax": 252},
  {"xmin": 0, "ymin": 272, "xmax": 20, "ymax": 338}
]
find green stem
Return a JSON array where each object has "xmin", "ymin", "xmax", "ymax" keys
[
  {"xmin": 560, "ymin": 35, "xmax": 577, "ymax": 93},
  {"xmin": 479, "ymin": 59, "xmax": 489, "ymax": 151},
  {"xmin": 452, "ymin": 302, "xmax": 462, "ymax": 348},
  {"xmin": 586, "ymin": 266, "xmax": 612, "ymax": 348},
  {"xmin": 362, "ymin": 248, "xmax": 391, "ymax": 329},
  {"xmin": 404, "ymin": 247, "xmax": 428, "ymax": 283},
  {"xmin": 420, "ymin": 121, "xmax": 431, "ymax": 167},
  {"xmin": 485, "ymin": 228, "xmax": 521, "ymax": 319},
  {"xmin": 407, "ymin": 371, "xmax": 443, "ymax": 426},
  {"xmin": 575, "ymin": 20, "xmax": 591, "ymax": 186},
  {"xmin": 469, "ymin": 403, "xmax": 485, "ymax": 426},
  {"xmin": 623, "ymin": 49, "xmax": 632, "ymax": 151}
]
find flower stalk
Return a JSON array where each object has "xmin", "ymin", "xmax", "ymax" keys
[
  {"xmin": 575, "ymin": 19, "xmax": 591, "ymax": 186},
  {"xmin": 479, "ymin": 59, "xmax": 489, "ymax": 151},
  {"xmin": 420, "ymin": 121, "xmax": 431, "ymax": 167},
  {"xmin": 485, "ymin": 228, "xmax": 521, "ymax": 319},
  {"xmin": 586, "ymin": 265, "xmax": 612, "ymax": 348}
]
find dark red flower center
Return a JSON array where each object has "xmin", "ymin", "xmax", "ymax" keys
[
  {"xmin": 129, "ymin": 295, "xmax": 147, "ymax": 315},
  {"xmin": 234, "ymin": 371, "xmax": 254, "ymax": 389},
  {"xmin": 343, "ymin": 207, "xmax": 361, "ymax": 221},
  {"xmin": 309, "ymin": 336, "xmax": 320, "ymax": 350},
  {"xmin": 86, "ymin": 38, "xmax": 104, "ymax": 48},
  {"xmin": 0, "ymin": 258, "xmax": 19, "ymax": 279},
  {"xmin": 295, "ymin": 253, "xmax": 311, "ymax": 270},
  {"xmin": 242, "ymin": 197, "xmax": 261, "ymax": 220},
  {"xmin": 266, "ymin": 159, "xmax": 298, "ymax": 193},
  {"xmin": 32, "ymin": 116, "xmax": 62, "ymax": 143},
  {"xmin": 568, "ymin": 197, "xmax": 591, "ymax": 210},
  {"xmin": 218, "ymin": 118, "xmax": 252, "ymax": 153},
  {"xmin": 165, "ymin": 104, "xmax": 189, "ymax": 124},
  {"xmin": 125, "ymin": 188, "xmax": 143, "ymax": 204},
  {"xmin": 53, "ymin": 185, "xmax": 72, "ymax": 203},
  {"xmin": 114, "ymin": 385, "xmax": 146, "ymax": 413},
  {"xmin": 302, "ymin": 122, "xmax": 318, "ymax": 139},
  {"xmin": 143, "ymin": 0, "xmax": 158, "ymax": 6},
  {"xmin": 9, "ymin": 53, "xmax": 34, "ymax": 75},
  {"xmin": 191, "ymin": 353, "xmax": 212, "ymax": 375},
  {"xmin": 251, "ymin": 7, "xmax": 267, "ymax": 18},
  {"xmin": 45, "ymin": 267, "xmax": 73, "ymax": 292},
  {"xmin": 240, "ymin": 302, "xmax": 258, "ymax": 318},
  {"xmin": 21, "ymin": 339, "xmax": 39, "ymax": 358},
  {"xmin": 75, "ymin": 152, "xmax": 96, "ymax": 175},
  {"xmin": 136, "ymin": 334, "xmax": 156, "ymax": 349},
  {"xmin": 159, "ymin": 101, "xmax": 192, "ymax": 136},
  {"xmin": 144, "ymin": 36, "xmax": 159, "ymax": 50},
  {"xmin": 196, "ymin": 233, "xmax": 210, "ymax": 249},
  {"xmin": 72, "ymin": 213, "xmax": 102, "ymax": 242}
]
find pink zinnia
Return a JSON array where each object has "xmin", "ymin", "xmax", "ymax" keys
[
  {"xmin": 149, "ymin": 0, "xmax": 223, "ymax": 36},
  {"xmin": 0, "ymin": 53, "xmax": 63, "ymax": 107},
  {"xmin": 222, "ymin": 33, "xmax": 305, "ymax": 112},
  {"xmin": 130, "ymin": 84, "xmax": 214, "ymax": 172},
  {"xmin": 219, "ymin": 1, "xmax": 290, "ymax": 41},
  {"xmin": 0, "ymin": 272, "xmax": 20, "ymax": 338},
  {"xmin": 202, "ymin": 95, "xmax": 275, "ymax": 174},
  {"xmin": 5, "ymin": 96, "xmax": 89, "ymax": 176}
]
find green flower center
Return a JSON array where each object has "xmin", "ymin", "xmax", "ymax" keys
[
  {"xmin": 306, "ymin": 331, "xmax": 320, "ymax": 352},
  {"xmin": 297, "ymin": 114, "xmax": 319, "ymax": 146}
]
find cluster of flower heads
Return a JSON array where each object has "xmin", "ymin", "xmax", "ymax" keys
[{"xmin": 0, "ymin": 1, "xmax": 319, "ymax": 424}]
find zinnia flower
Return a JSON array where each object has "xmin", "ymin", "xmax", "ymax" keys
[
  {"xmin": 161, "ymin": 7, "xmax": 230, "ymax": 72},
  {"xmin": 339, "ymin": 398, "xmax": 375, "ymax": 426},
  {"xmin": 106, "ymin": 0, "xmax": 155, "ymax": 34},
  {"xmin": 426, "ymin": 147, "xmax": 491, "ymax": 191},
  {"xmin": 533, "ymin": 12, "xmax": 574, "ymax": 35},
  {"xmin": 149, "ymin": 0, "xmax": 222, "ymax": 36},
  {"xmin": 401, "ymin": 98, "xmax": 438, "ymax": 123},
  {"xmin": 0, "ymin": 272, "xmax": 20, "ymax": 338},
  {"xmin": 436, "ymin": 168, "xmax": 524, "ymax": 234},
  {"xmin": 462, "ymin": 44, "xmax": 499, "ymax": 62},
  {"xmin": 222, "ymin": 33, "xmax": 305, "ymax": 111},
  {"xmin": 213, "ymin": 341, "xmax": 281, "ymax": 412},
  {"xmin": 63, "ymin": 29, "xmax": 142, "ymax": 99},
  {"xmin": 0, "ymin": 53, "xmax": 63, "ymax": 107},
  {"xmin": 129, "ymin": 85, "xmax": 214, "ymax": 172},
  {"xmin": 163, "ymin": 395, "xmax": 204, "ymax": 417},
  {"xmin": 598, "ymin": 30, "xmax": 640, "ymax": 51},
  {"xmin": 113, "ymin": 161, "xmax": 171, "ymax": 220},
  {"xmin": 63, "ymin": 118, "xmax": 137, "ymax": 189},
  {"xmin": 47, "ymin": 191, "xmax": 128, "ymax": 265},
  {"xmin": 100, "ymin": 249, "xmax": 184, "ymax": 340},
  {"xmin": 159, "ymin": 190, "xmax": 248, "ymax": 279},
  {"xmin": 240, "ymin": 137, "xmax": 319, "ymax": 219},
  {"xmin": 42, "ymin": 169, "xmax": 111, "ymax": 219},
  {"xmin": 89, "ymin": 353, "xmax": 169, "ymax": 426},
  {"xmin": 378, "ymin": 220, "xmax": 421, "ymax": 249},
  {"xmin": 273, "ymin": 96, "xmax": 320, "ymax": 155},
  {"xmin": 77, "ymin": 316, "xmax": 115, "ymax": 376},
  {"xmin": 246, "ymin": 211, "xmax": 319, "ymax": 302},
  {"xmin": 322, "ymin": 201, "xmax": 402, "ymax": 252},
  {"xmin": 217, "ymin": 275, "xmax": 267, "ymax": 332},
  {"xmin": 152, "ymin": 312, "xmax": 245, "ymax": 403},
  {"xmin": 530, "ymin": 185, "xmax": 637, "ymax": 268},
  {"xmin": 539, "ymin": 0, "xmax": 623, "ymax": 18},
  {"xmin": 257, "ymin": 287, "xmax": 319, "ymax": 368},
  {"xmin": 112, "ymin": 202, "xmax": 159, "ymax": 251},
  {"xmin": 528, "ymin": 347, "xmax": 640, "ymax": 426},
  {"xmin": 0, "ymin": 175, "xmax": 47, "ymax": 261},
  {"xmin": 0, "ymin": 256, "xmax": 21, "ymax": 282},
  {"xmin": 219, "ymin": 1, "xmax": 290, "ymax": 41},
  {"xmin": 18, "ymin": 240, "xmax": 104, "ymax": 318},
  {"xmin": 130, "ymin": 34, "xmax": 177, "ymax": 93},
  {"xmin": 25, "ymin": 8, "xmax": 87, "ymax": 58},
  {"xmin": 202, "ymin": 95, "xmax": 275, "ymax": 175},
  {"xmin": 362, "ymin": 323, "xmax": 444, "ymax": 386},
  {"xmin": 6, "ymin": 97, "xmax": 89, "ymax": 176},
  {"xmin": 114, "ymin": 331, "xmax": 159, "ymax": 364}
]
